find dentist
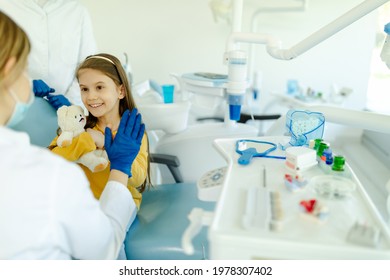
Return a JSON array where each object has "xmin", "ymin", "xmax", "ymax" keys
[
  {"xmin": 0, "ymin": 0, "xmax": 97, "ymax": 109},
  {"xmin": 0, "ymin": 11, "xmax": 143, "ymax": 259}
]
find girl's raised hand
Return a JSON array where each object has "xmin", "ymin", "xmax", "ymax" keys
[{"xmin": 104, "ymin": 109, "xmax": 145, "ymax": 177}]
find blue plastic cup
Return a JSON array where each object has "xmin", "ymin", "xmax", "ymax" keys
[
  {"xmin": 162, "ymin": 84, "xmax": 174, "ymax": 103},
  {"xmin": 287, "ymin": 79, "xmax": 299, "ymax": 95}
]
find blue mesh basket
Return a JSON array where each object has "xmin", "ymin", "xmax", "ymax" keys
[{"xmin": 286, "ymin": 109, "xmax": 325, "ymax": 146}]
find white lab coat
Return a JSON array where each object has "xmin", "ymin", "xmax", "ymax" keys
[
  {"xmin": 0, "ymin": 0, "xmax": 97, "ymax": 106},
  {"xmin": 0, "ymin": 127, "xmax": 136, "ymax": 260}
]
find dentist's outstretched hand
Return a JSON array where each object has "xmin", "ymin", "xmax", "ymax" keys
[
  {"xmin": 105, "ymin": 109, "xmax": 145, "ymax": 177},
  {"xmin": 47, "ymin": 94, "xmax": 71, "ymax": 110},
  {"xmin": 33, "ymin": 79, "xmax": 55, "ymax": 97}
]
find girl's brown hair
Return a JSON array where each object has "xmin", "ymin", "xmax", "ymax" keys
[{"xmin": 76, "ymin": 53, "xmax": 151, "ymax": 192}]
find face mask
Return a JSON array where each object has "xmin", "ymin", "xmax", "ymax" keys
[{"xmin": 6, "ymin": 86, "xmax": 35, "ymax": 128}]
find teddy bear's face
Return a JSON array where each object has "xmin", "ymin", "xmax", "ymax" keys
[
  {"xmin": 57, "ymin": 105, "xmax": 86, "ymax": 132},
  {"xmin": 70, "ymin": 112, "xmax": 86, "ymax": 129}
]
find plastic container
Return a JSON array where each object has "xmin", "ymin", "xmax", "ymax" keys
[
  {"xmin": 286, "ymin": 109, "xmax": 325, "ymax": 146},
  {"xmin": 286, "ymin": 79, "xmax": 299, "ymax": 96},
  {"xmin": 317, "ymin": 142, "xmax": 329, "ymax": 157},
  {"xmin": 311, "ymin": 175, "xmax": 356, "ymax": 199},
  {"xmin": 332, "ymin": 155, "xmax": 345, "ymax": 171},
  {"xmin": 162, "ymin": 84, "xmax": 174, "ymax": 103}
]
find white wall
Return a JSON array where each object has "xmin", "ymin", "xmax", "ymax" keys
[
  {"xmin": 79, "ymin": 0, "xmax": 378, "ymax": 112},
  {"xmin": 79, "ymin": 0, "xmax": 229, "ymax": 82}
]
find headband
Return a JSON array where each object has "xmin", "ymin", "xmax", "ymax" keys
[{"xmin": 85, "ymin": 55, "xmax": 115, "ymax": 65}]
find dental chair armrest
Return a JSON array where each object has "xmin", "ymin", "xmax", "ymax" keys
[
  {"xmin": 182, "ymin": 208, "xmax": 214, "ymax": 255},
  {"xmin": 196, "ymin": 117, "xmax": 224, "ymax": 123},
  {"xmin": 238, "ymin": 113, "xmax": 281, "ymax": 123},
  {"xmin": 150, "ymin": 153, "xmax": 183, "ymax": 183}
]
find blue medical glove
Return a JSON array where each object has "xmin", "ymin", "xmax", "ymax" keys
[
  {"xmin": 33, "ymin": 79, "xmax": 55, "ymax": 97},
  {"xmin": 47, "ymin": 94, "xmax": 71, "ymax": 110},
  {"xmin": 105, "ymin": 108, "xmax": 145, "ymax": 177}
]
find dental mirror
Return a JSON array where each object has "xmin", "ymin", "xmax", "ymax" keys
[{"xmin": 236, "ymin": 139, "xmax": 285, "ymax": 165}]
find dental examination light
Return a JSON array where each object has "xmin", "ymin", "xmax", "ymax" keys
[
  {"xmin": 248, "ymin": 0, "xmax": 308, "ymax": 86},
  {"xmin": 224, "ymin": 0, "xmax": 308, "ymax": 121},
  {"xmin": 223, "ymin": 0, "xmax": 307, "ymax": 121},
  {"xmin": 224, "ymin": 0, "xmax": 390, "ymax": 132}
]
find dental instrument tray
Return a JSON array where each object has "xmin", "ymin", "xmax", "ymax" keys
[
  {"xmin": 181, "ymin": 72, "xmax": 228, "ymax": 97},
  {"xmin": 205, "ymin": 136, "xmax": 390, "ymax": 259}
]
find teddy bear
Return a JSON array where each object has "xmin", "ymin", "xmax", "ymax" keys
[{"xmin": 56, "ymin": 105, "xmax": 108, "ymax": 173}]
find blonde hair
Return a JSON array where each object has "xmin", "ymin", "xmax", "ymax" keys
[
  {"xmin": 0, "ymin": 11, "xmax": 30, "ymax": 88},
  {"xmin": 76, "ymin": 53, "xmax": 151, "ymax": 192}
]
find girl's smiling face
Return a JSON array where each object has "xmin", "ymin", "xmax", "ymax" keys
[{"xmin": 78, "ymin": 68, "xmax": 124, "ymax": 121}]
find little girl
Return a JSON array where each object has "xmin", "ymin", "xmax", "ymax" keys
[{"xmin": 49, "ymin": 53, "xmax": 150, "ymax": 210}]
